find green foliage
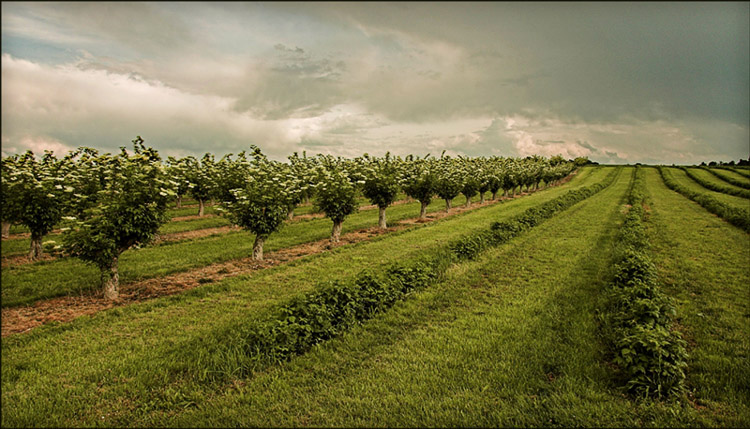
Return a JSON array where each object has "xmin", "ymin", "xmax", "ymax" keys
[
  {"xmin": 2, "ymin": 150, "xmax": 70, "ymax": 258},
  {"xmin": 355, "ymin": 152, "xmax": 401, "ymax": 209},
  {"xmin": 218, "ymin": 146, "xmax": 289, "ymax": 238},
  {"xmin": 399, "ymin": 155, "xmax": 436, "ymax": 205},
  {"xmin": 313, "ymin": 156, "xmax": 359, "ymax": 224},
  {"xmin": 659, "ymin": 166, "xmax": 750, "ymax": 232},
  {"xmin": 62, "ymin": 137, "xmax": 175, "ymax": 270},
  {"xmin": 703, "ymin": 166, "xmax": 750, "ymax": 190},
  {"xmin": 604, "ymin": 166, "xmax": 688, "ymax": 399},
  {"xmin": 681, "ymin": 167, "xmax": 750, "ymax": 198}
]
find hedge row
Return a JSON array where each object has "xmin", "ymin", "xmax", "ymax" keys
[
  {"xmin": 704, "ymin": 166, "xmax": 750, "ymax": 190},
  {"xmin": 182, "ymin": 167, "xmax": 621, "ymax": 383},
  {"xmin": 604, "ymin": 166, "xmax": 688, "ymax": 399},
  {"xmin": 450, "ymin": 167, "xmax": 620, "ymax": 260},
  {"xmin": 725, "ymin": 166, "xmax": 750, "ymax": 179},
  {"xmin": 658, "ymin": 166, "xmax": 750, "ymax": 232},
  {"xmin": 681, "ymin": 167, "xmax": 750, "ymax": 198}
]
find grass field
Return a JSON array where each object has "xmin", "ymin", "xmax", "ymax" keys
[{"xmin": 1, "ymin": 165, "xmax": 748, "ymax": 428}]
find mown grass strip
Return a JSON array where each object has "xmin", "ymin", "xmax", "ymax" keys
[
  {"xmin": 155, "ymin": 166, "xmax": 644, "ymax": 428},
  {"xmin": 169, "ymin": 167, "xmax": 620, "ymax": 385},
  {"xmin": 0, "ymin": 167, "xmax": 606, "ymax": 427},
  {"xmin": 0, "ymin": 171, "xmax": 590, "ymax": 308},
  {"xmin": 602, "ymin": 166, "xmax": 687, "ymax": 399},
  {"xmin": 681, "ymin": 167, "xmax": 750, "ymax": 198},
  {"xmin": 705, "ymin": 167, "xmax": 750, "ymax": 189},
  {"xmin": 644, "ymin": 167, "xmax": 750, "ymax": 426},
  {"xmin": 658, "ymin": 166, "xmax": 750, "ymax": 232}
]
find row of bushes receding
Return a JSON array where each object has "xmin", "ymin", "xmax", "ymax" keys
[
  {"xmin": 658, "ymin": 166, "xmax": 750, "ymax": 232},
  {"xmin": 707, "ymin": 166, "xmax": 750, "ymax": 189},
  {"xmin": 604, "ymin": 166, "xmax": 688, "ymax": 399},
  {"xmin": 680, "ymin": 167, "xmax": 750, "ymax": 198},
  {"xmin": 183, "ymin": 167, "xmax": 620, "ymax": 383}
]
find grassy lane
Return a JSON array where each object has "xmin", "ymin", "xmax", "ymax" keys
[
  {"xmin": 685, "ymin": 167, "xmax": 750, "ymax": 197},
  {"xmin": 144, "ymin": 167, "xmax": 635, "ymax": 427},
  {"xmin": 1, "ymin": 168, "xmax": 600, "ymax": 307},
  {"xmin": 666, "ymin": 167, "xmax": 750, "ymax": 210},
  {"xmin": 644, "ymin": 167, "xmax": 750, "ymax": 426},
  {"xmin": 0, "ymin": 168, "xmax": 607, "ymax": 427},
  {"xmin": 708, "ymin": 168, "xmax": 750, "ymax": 187}
]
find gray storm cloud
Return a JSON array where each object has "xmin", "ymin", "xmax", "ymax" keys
[{"xmin": 1, "ymin": 2, "xmax": 748, "ymax": 163}]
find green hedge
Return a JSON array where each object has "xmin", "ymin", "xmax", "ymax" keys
[
  {"xmin": 179, "ymin": 167, "xmax": 621, "ymax": 383},
  {"xmin": 681, "ymin": 167, "xmax": 750, "ymax": 198},
  {"xmin": 708, "ymin": 166, "xmax": 750, "ymax": 189},
  {"xmin": 604, "ymin": 166, "xmax": 688, "ymax": 399},
  {"xmin": 659, "ymin": 167, "xmax": 750, "ymax": 232}
]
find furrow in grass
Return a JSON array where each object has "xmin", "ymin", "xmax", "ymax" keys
[
  {"xmin": 1, "ymin": 168, "xmax": 600, "ymax": 308},
  {"xmin": 665, "ymin": 167, "xmax": 750, "ymax": 209},
  {"xmin": 154, "ymin": 167, "xmax": 646, "ymax": 428},
  {"xmin": 705, "ymin": 167, "xmax": 750, "ymax": 189},
  {"xmin": 643, "ymin": 166, "xmax": 750, "ymax": 426},
  {"xmin": 682, "ymin": 167, "xmax": 750, "ymax": 198},
  {"xmin": 1, "ymin": 167, "xmax": 607, "ymax": 427}
]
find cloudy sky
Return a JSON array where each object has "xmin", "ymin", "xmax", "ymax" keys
[{"xmin": 2, "ymin": 2, "xmax": 748, "ymax": 164}]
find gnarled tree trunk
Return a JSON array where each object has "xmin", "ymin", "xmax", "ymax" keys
[
  {"xmin": 287, "ymin": 206, "xmax": 295, "ymax": 220},
  {"xmin": 102, "ymin": 257, "xmax": 119, "ymax": 301},
  {"xmin": 479, "ymin": 192, "xmax": 485, "ymax": 204},
  {"xmin": 419, "ymin": 200, "xmax": 428, "ymax": 219},
  {"xmin": 176, "ymin": 195, "xmax": 182, "ymax": 209},
  {"xmin": 331, "ymin": 220, "xmax": 343, "ymax": 242},
  {"xmin": 29, "ymin": 232, "xmax": 42, "ymax": 261},
  {"xmin": 2, "ymin": 221, "xmax": 10, "ymax": 238},
  {"xmin": 444, "ymin": 199, "xmax": 452, "ymax": 213},
  {"xmin": 491, "ymin": 190, "xmax": 498, "ymax": 201},
  {"xmin": 464, "ymin": 195, "xmax": 472, "ymax": 208},
  {"xmin": 378, "ymin": 206, "xmax": 387, "ymax": 229},
  {"xmin": 198, "ymin": 199, "xmax": 205, "ymax": 216},
  {"xmin": 252, "ymin": 234, "xmax": 266, "ymax": 260}
]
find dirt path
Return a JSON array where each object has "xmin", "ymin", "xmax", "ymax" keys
[{"xmin": 0, "ymin": 196, "xmax": 511, "ymax": 337}]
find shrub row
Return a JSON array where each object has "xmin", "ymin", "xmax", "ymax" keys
[
  {"xmin": 184, "ymin": 167, "xmax": 621, "ymax": 383},
  {"xmin": 605, "ymin": 166, "xmax": 688, "ymax": 399},
  {"xmin": 704, "ymin": 166, "xmax": 750, "ymax": 190},
  {"xmin": 681, "ymin": 167, "xmax": 750, "ymax": 198},
  {"xmin": 658, "ymin": 166, "xmax": 750, "ymax": 232},
  {"xmin": 450, "ymin": 167, "xmax": 620, "ymax": 260}
]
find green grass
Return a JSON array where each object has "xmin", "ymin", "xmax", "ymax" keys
[
  {"xmin": 643, "ymin": 166, "xmax": 750, "ymax": 426},
  {"xmin": 148, "ymin": 166, "xmax": 647, "ymax": 427},
  {"xmin": 706, "ymin": 167, "xmax": 750, "ymax": 189},
  {"xmin": 684, "ymin": 167, "xmax": 750, "ymax": 198},
  {"xmin": 665, "ymin": 167, "xmax": 750, "ymax": 210},
  {"xmin": 0, "ymin": 167, "xmax": 606, "ymax": 427},
  {"xmin": 0, "ymin": 168, "xmax": 600, "ymax": 308}
]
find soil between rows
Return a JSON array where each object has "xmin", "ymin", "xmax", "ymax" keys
[{"xmin": 1, "ymin": 195, "xmax": 526, "ymax": 338}]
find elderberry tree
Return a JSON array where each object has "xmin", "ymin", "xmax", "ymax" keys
[
  {"xmin": 353, "ymin": 152, "xmax": 401, "ymax": 229},
  {"xmin": 62, "ymin": 137, "xmax": 175, "ymax": 300}
]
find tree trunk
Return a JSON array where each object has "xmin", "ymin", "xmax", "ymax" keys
[
  {"xmin": 198, "ymin": 199, "xmax": 205, "ymax": 216},
  {"xmin": 491, "ymin": 191, "xmax": 498, "ymax": 201},
  {"xmin": 419, "ymin": 200, "xmax": 428, "ymax": 219},
  {"xmin": 331, "ymin": 220, "xmax": 343, "ymax": 242},
  {"xmin": 1, "ymin": 221, "xmax": 10, "ymax": 238},
  {"xmin": 29, "ymin": 232, "xmax": 42, "ymax": 261},
  {"xmin": 465, "ymin": 195, "xmax": 472, "ymax": 208},
  {"xmin": 252, "ymin": 234, "xmax": 266, "ymax": 260},
  {"xmin": 102, "ymin": 257, "xmax": 119, "ymax": 301},
  {"xmin": 480, "ymin": 192, "xmax": 485, "ymax": 204},
  {"xmin": 287, "ymin": 206, "xmax": 295, "ymax": 220},
  {"xmin": 444, "ymin": 198, "xmax": 452, "ymax": 213},
  {"xmin": 176, "ymin": 195, "xmax": 182, "ymax": 209},
  {"xmin": 378, "ymin": 206, "xmax": 387, "ymax": 229}
]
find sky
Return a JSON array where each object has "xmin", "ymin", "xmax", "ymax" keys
[{"xmin": 1, "ymin": 1, "xmax": 748, "ymax": 164}]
